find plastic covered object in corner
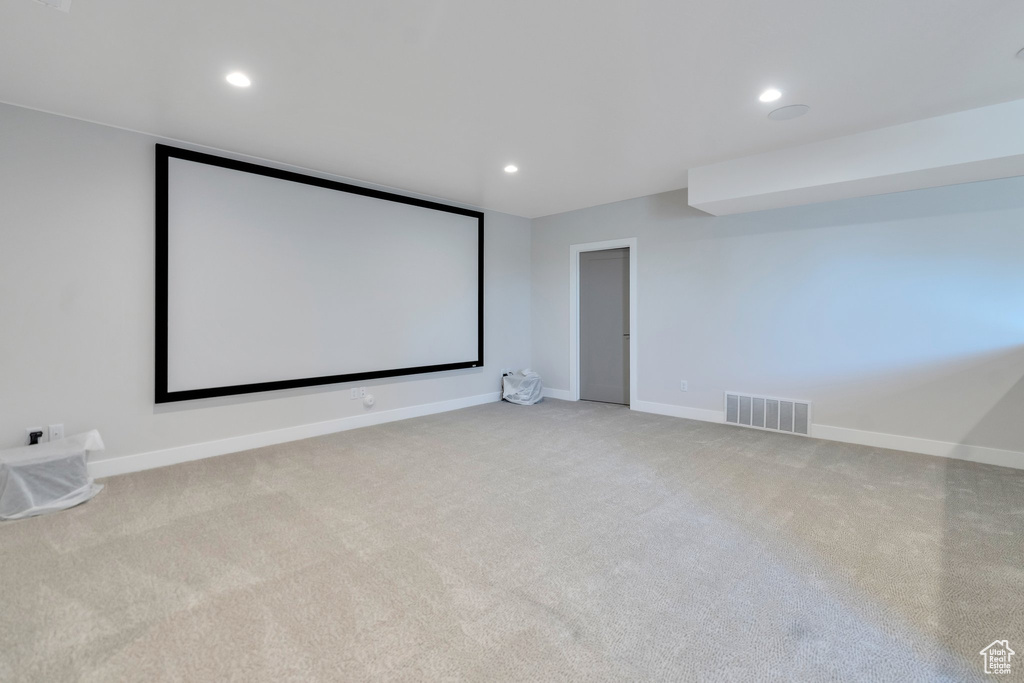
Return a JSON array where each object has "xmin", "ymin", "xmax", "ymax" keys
[
  {"xmin": 502, "ymin": 369, "xmax": 543, "ymax": 405},
  {"xmin": 0, "ymin": 430, "xmax": 105, "ymax": 521}
]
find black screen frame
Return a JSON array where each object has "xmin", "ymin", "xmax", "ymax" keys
[{"xmin": 155, "ymin": 144, "xmax": 484, "ymax": 404}]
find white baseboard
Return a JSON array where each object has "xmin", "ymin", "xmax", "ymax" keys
[
  {"xmin": 811, "ymin": 424, "xmax": 1023, "ymax": 470},
  {"xmin": 542, "ymin": 387, "xmax": 573, "ymax": 401},
  {"xmin": 91, "ymin": 392, "xmax": 1023, "ymax": 478},
  {"xmin": 632, "ymin": 400, "xmax": 726, "ymax": 424},
  {"xmin": 88, "ymin": 392, "xmax": 502, "ymax": 479},
  {"xmin": 631, "ymin": 400, "xmax": 1024, "ymax": 471}
]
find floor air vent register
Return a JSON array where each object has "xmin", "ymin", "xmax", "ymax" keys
[{"xmin": 725, "ymin": 392, "xmax": 811, "ymax": 436}]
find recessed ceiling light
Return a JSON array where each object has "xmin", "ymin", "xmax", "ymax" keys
[
  {"xmin": 768, "ymin": 104, "xmax": 810, "ymax": 121},
  {"xmin": 226, "ymin": 72, "xmax": 251, "ymax": 88},
  {"xmin": 504, "ymin": 164, "xmax": 518, "ymax": 174},
  {"xmin": 759, "ymin": 88, "xmax": 782, "ymax": 103}
]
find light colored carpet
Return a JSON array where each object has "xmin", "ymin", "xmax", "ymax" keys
[{"xmin": 1, "ymin": 399, "xmax": 1022, "ymax": 681}]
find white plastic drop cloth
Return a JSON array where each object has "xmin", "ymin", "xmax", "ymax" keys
[
  {"xmin": 0, "ymin": 430, "xmax": 104, "ymax": 521},
  {"xmin": 502, "ymin": 369, "xmax": 543, "ymax": 405}
]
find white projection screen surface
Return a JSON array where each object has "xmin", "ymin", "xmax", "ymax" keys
[{"xmin": 156, "ymin": 145, "xmax": 483, "ymax": 403}]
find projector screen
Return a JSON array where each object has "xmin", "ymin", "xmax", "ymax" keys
[{"xmin": 155, "ymin": 145, "xmax": 483, "ymax": 403}]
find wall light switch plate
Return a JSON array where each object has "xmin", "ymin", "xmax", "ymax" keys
[
  {"xmin": 680, "ymin": 380, "xmax": 688, "ymax": 392},
  {"xmin": 49, "ymin": 424, "xmax": 64, "ymax": 442},
  {"xmin": 350, "ymin": 388, "xmax": 359, "ymax": 399}
]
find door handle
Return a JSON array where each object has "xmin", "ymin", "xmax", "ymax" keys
[{"xmin": 623, "ymin": 333, "xmax": 630, "ymax": 337}]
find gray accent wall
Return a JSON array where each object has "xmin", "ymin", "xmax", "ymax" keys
[{"xmin": 532, "ymin": 180, "xmax": 1024, "ymax": 453}]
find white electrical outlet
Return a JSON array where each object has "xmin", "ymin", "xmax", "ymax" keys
[
  {"xmin": 680, "ymin": 380, "xmax": 688, "ymax": 392},
  {"xmin": 359, "ymin": 387, "xmax": 367, "ymax": 398},
  {"xmin": 25, "ymin": 427, "xmax": 46, "ymax": 445},
  {"xmin": 49, "ymin": 424, "xmax": 64, "ymax": 442},
  {"xmin": 350, "ymin": 388, "xmax": 359, "ymax": 399}
]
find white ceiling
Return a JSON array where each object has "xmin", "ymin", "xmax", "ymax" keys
[{"xmin": 2, "ymin": 0, "xmax": 1023, "ymax": 218}]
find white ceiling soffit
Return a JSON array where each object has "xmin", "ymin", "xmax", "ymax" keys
[
  {"xmin": 687, "ymin": 99, "xmax": 1024, "ymax": 216},
  {"xmin": 2, "ymin": 0, "xmax": 1024, "ymax": 218}
]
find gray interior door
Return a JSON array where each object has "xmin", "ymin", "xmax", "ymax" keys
[{"xmin": 580, "ymin": 248, "xmax": 629, "ymax": 405}]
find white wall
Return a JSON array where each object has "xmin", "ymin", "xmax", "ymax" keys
[
  {"xmin": 5, "ymin": 100, "xmax": 1024, "ymax": 473},
  {"xmin": 0, "ymin": 103, "xmax": 531, "ymax": 465},
  {"xmin": 532, "ymin": 179, "xmax": 1024, "ymax": 457}
]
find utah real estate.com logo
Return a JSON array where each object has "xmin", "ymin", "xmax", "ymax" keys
[{"xmin": 980, "ymin": 640, "xmax": 1014, "ymax": 675}]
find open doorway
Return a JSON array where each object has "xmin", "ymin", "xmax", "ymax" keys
[
  {"xmin": 569, "ymin": 238, "xmax": 637, "ymax": 407},
  {"xmin": 579, "ymin": 248, "xmax": 630, "ymax": 404}
]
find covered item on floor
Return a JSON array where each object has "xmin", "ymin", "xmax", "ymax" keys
[
  {"xmin": 0, "ymin": 430, "xmax": 105, "ymax": 521},
  {"xmin": 502, "ymin": 369, "xmax": 543, "ymax": 405}
]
